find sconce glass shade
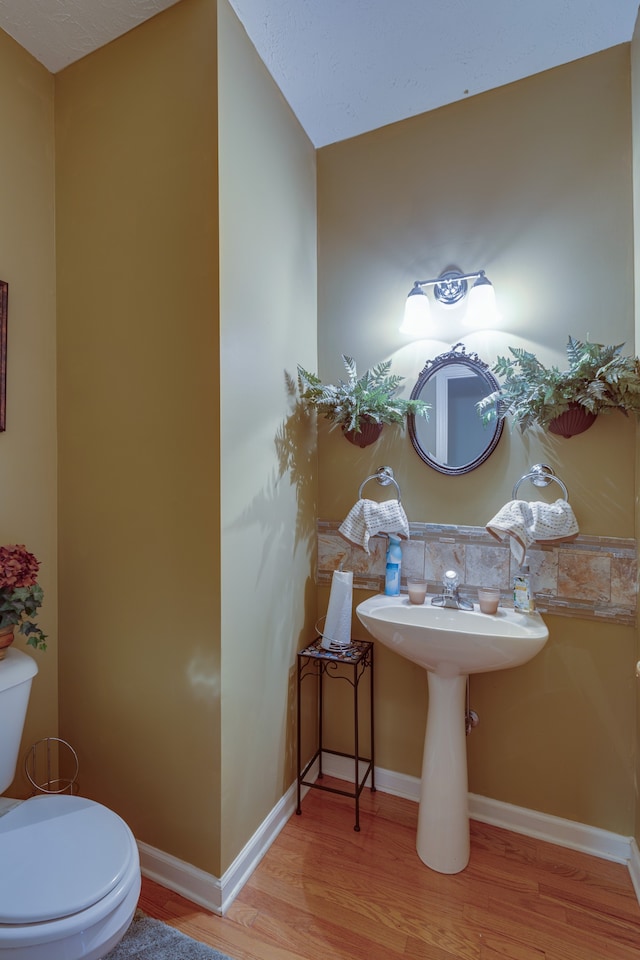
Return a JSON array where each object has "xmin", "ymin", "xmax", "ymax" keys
[
  {"xmin": 400, "ymin": 284, "xmax": 431, "ymax": 336},
  {"xmin": 466, "ymin": 273, "xmax": 498, "ymax": 325}
]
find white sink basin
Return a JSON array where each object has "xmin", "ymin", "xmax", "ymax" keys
[
  {"xmin": 355, "ymin": 593, "xmax": 548, "ymax": 875},
  {"xmin": 355, "ymin": 594, "xmax": 548, "ymax": 677}
]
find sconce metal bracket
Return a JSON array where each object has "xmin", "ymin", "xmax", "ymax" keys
[{"xmin": 433, "ymin": 268, "xmax": 468, "ymax": 305}]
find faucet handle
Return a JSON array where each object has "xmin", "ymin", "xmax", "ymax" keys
[{"xmin": 443, "ymin": 569, "xmax": 459, "ymax": 589}]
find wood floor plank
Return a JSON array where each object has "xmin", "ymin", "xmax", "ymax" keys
[
  {"xmin": 238, "ymin": 885, "xmax": 409, "ymax": 960},
  {"xmin": 243, "ymin": 871, "xmax": 410, "ymax": 953},
  {"xmin": 137, "ymin": 785, "xmax": 640, "ymax": 960},
  {"xmin": 403, "ymin": 935, "xmax": 464, "ymax": 960},
  {"xmin": 467, "ymin": 895, "xmax": 639, "ymax": 960},
  {"xmin": 535, "ymin": 838, "xmax": 636, "ymax": 886},
  {"xmin": 539, "ymin": 876, "xmax": 640, "ymax": 927},
  {"xmin": 478, "ymin": 935, "xmax": 546, "ymax": 960},
  {"xmin": 247, "ymin": 854, "xmax": 473, "ymax": 955}
]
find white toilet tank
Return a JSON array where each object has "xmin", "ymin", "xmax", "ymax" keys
[{"xmin": 0, "ymin": 648, "xmax": 38, "ymax": 793}]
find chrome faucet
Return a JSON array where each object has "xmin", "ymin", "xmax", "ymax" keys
[{"xmin": 431, "ymin": 570, "xmax": 473, "ymax": 611}]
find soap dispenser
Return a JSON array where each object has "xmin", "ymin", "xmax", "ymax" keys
[
  {"xmin": 384, "ymin": 535, "xmax": 402, "ymax": 596},
  {"xmin": 513, "ymin": 556, "xmax": 534, "ymax": 613}
]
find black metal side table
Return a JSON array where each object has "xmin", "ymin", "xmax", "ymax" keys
[{"xmin": 296, "ymin": 637, "xmax": 375, "ymax": 831}]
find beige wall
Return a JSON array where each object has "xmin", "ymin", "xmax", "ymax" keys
[
  {"xmin": 2, "ymin": 0, "xmax": 638, "ymax": 877},
  {"xmin": 54, "ymin": 0, "xmax": 317, "ymax": 877},
  {"xmin": 317, "ymin": 47, "xmax": 637, "ymax": 835},
  {"xmin": 0, "ymin": 0, "xmax": 317, "ymax": 879},
  {"xmin": 0, "ymin": 31, "xmax": 58, "ymax": 795},
  {"xmin": 218, "ymin": 0, "xmax": 317, "ymax": 869},
  {"xmin": 631, "ymin": 9, "xmax": 640, "ymax": 847},
  {"xmin": 56, "ymin": 0, "xmax": 221, "ymax": 873}
]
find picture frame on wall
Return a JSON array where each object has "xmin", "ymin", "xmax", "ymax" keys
[{"xmin": 0, "ymin": 282, "xmax": 7, "ymax": 432}]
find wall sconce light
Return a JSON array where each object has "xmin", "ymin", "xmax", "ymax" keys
[{"xmin": 400, "ymin": 267, "xmax": 497, "ymax": 336}]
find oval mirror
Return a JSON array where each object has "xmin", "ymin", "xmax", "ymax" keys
[{"xmin": 408, "ymin": 343, "xmax": 504, "ymax": 475}]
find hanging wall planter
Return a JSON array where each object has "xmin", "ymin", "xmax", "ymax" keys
[
  {"xmin": 548, "ymin": 403, "xmax": 597, "ymax": 439},
  {"xmin": 297, "ymin": 355, "xmax": 429, "ymax": 444},
  {"xmin": 342, "ymin": 417, "xmax": 384, "ymax": 448},
  {"xmin": 477, "ymin": 336, "xmax": 640, "ymax": 434}
]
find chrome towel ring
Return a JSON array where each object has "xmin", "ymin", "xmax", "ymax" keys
[
  {"xmin": 512, "ymin": 463, "xmax": 568, "ymax": 501},
  {"xmin": 358, "ymin": 465, "xmax": 402, "ymax": 501}
]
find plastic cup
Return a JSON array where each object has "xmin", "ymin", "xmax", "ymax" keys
[
  {"xmin": 407, "ymin": 579, "xmax": 428, "ymax": 604},
  {"xmin": 478, "ymin": 587, "xmax": 500, "ymax": 615}
]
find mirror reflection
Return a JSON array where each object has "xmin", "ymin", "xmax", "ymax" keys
[{"xmin": 408, "ymin": 343, "xmax": 504, "ymax": 475}]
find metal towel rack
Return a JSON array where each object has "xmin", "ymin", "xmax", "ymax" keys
[
  {"xmin": 512, "ymin": 463, "xmax": 568, "ymax": 501},
  {"xmin": 358, "ymin": 465, "xmax": 402, "ymax": 501}
]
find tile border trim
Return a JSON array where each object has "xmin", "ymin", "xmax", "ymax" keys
[{"xmin": 317, "ymin": 521, "xmax": 637, "ymax": 626}]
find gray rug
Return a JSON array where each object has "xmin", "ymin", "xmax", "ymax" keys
[{"xmin": 105, "ymin": 911, "xmax": 234, "ymax": 960}]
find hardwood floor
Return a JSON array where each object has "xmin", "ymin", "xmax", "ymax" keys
[{"xmin": 138, "ymin": 780, "xmax": 640, "ymax": 960}]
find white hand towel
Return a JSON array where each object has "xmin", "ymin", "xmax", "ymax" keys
[
  {"xmin": 486, "ymin": 498, "xmax": 579, "ymax": 566},
  {"xmin": 339, "ymin": 498, "xmax": 410, "ymax": 554}
]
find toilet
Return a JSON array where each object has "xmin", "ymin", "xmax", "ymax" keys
[{"xmin": 0, "ymin": 648, "xmax": 141, "ymax": 960}]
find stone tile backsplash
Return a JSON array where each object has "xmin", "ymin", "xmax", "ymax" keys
[{"xmin": 317, "ymin": 520, "xmax": 637, "ymax": 625}]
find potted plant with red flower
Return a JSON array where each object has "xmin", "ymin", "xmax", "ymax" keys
[{"xmin": 0, "ymin": 544, "xmax": 47, "ymax": 659}]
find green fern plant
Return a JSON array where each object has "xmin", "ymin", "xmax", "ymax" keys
[
  {"xmin": 297, "ymin": 355, "xmax": 429, "ymax": 434},
  {"xmin": 477, "ymin": 336, "xmax": 640, "ymax": 432}
]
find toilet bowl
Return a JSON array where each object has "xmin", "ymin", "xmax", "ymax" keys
[
  {"xmin": 0, "ymin": 793, "xmax": 141, "ymax": 960},
  {"xmin": 0, "ymin": 649, "xmax": 140, "ymax": 960},
  {"xmin": 0, "ymin": 648, "xmax": 141, "ymax": 960}
]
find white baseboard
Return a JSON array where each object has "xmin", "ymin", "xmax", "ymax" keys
[
  {"xmin": 139, "ymin": 755, "xmax": 639, "ymax": 913},
  {"xmin": 217, "ymin": 785, "xmax": 298, "ymax": 914},
  {"xmin": 138, "ymin": 841, "xmax": 223, "ymax": 914},
  {"xmin": 629, "ymin": 838, "xmax": 640, "ymax": 901},
  {"xmin": 138, "ymin": 783, "xmax": 299, "ymax": 916},
  {"xmin": 321, "ymin": 752, "xmax": 633, "ymax": 864},
  {"xmin": 468, "ymin": 792, "xmax": 632, "ymax": 864}
]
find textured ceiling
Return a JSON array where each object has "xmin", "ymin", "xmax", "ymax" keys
[
  {"xmin": 0, "ymin": 0, "xmax": 181, "ymax": 73},
  {"xmin": 227, "ymin": 0, "xmax": 640, "ymax": 146},
  {"xmin": 0, "ymin": 0, "xmax": 638, "ymax": 146}
]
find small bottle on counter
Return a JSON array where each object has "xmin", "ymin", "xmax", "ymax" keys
[{"xmin": 513, "ymin": 557, "xmax": 534, "ymax": 613}]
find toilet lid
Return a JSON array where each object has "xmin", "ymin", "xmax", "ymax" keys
[{"xmin": 0, "ymin": 794, "xmax": 136, "ymax": 923}]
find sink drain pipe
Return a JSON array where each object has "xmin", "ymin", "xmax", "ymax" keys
[{"xmin": 465, "ymin": 678, "xmax": 479, "ymax": 735}]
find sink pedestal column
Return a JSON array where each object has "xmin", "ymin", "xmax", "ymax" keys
[{"xmin": 416, "ymin": 672, "xmax": 469, "ymax": 874}]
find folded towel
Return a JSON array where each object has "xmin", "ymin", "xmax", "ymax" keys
[
  {"xmin": 339, "ymin": 498, "xmax": 410, "ymax": 554},
  {"xmin": 486, "ymin": 498, "xmax": 579, "ymax": 566}
]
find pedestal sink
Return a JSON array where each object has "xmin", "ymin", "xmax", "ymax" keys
[{"xmin": 356, "ymin": 594, "xmax": 548, "ymax": 874}]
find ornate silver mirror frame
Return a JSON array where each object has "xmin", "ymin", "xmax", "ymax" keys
[{"xmin": 408, "ymin": 342, "xmax": 504, "ymax": 476}]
